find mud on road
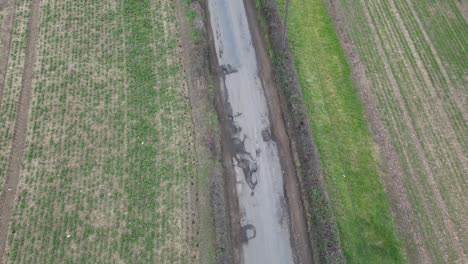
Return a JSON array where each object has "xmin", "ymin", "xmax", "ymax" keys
[{"xmin": 206, "ymin": 0, "xmax": 312, "ymax": 263}]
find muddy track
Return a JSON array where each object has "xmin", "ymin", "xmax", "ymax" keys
[
  {"xmin": 206, "ymin": 0, "xmax": 312, "ymax": 263},
  {"xmin": 0, "ymin": 0, "xmax": 16, "ymax": 108},
  {"xmin": 0, "ymin": 0, "xmax": 41, "ymax": 261},
  {"xmin": 242, "ymin": 1, "xmax": 313, "ymax": 263}
]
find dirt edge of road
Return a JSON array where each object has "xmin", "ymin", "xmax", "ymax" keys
[
  {"xmin": 257, "ymin": 1, "xmax": 346, "ymax": 263},
  {"xmin": 0, "ymin": 0, "xmax": 41, "ymax": 261},
  {"xmin": 202, "ymin": 0, "xmax": 243, "ymax": 262},
  {"xmin": 177, "ymin": 1, "xmax": 233, "ymax": 263}
]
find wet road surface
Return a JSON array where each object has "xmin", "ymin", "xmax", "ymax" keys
[{"xmin": 207, "ymin": 0, "xmax": 295, "ymax": 263}]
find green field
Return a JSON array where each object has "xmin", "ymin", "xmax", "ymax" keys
[
  {"xmin": 279, "ymin": 0, "xmax": 467, "ymax": 263},
  {"xmin": 2, "ymin": 0, "xmax": 200, "ymax": 262},
  {"xmin": 330, "ymin": 0, "xmax": 467, "ymax": 262},
  {"xmin": 277, "ymin": 0, "xmax": 404, "ymax": 263}
]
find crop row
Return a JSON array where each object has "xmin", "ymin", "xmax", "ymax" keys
[
  {"xmin": 0, "ymin": 0, "xmax": 31, "ymax": 192},
  {"xmin": 334, "ymin": 0, "xmax": 466, "ymax": 262},
  {"xmin": 5, "ymin": 0, "xmax": 197, "ymax": 263}
]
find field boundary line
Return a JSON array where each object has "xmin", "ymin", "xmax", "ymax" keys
[
  {"xmin": 0, "ymin": 0, "xmax": 16, "ymax": 108},
  {"xmin": 359, "ymin": 0, "xmax": 466, "ymax": 261},
  {"xmin": 0, "ymin": 0, "xmax": 41, "ymax": 261}
]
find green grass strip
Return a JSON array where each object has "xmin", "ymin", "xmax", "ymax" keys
[
  {"xmin": 276, "ymin": 0, "xmax": 404, "ymax": 262},
  {"xmin": 120, "ymin": 0, "xmax": 193, "ymax": 262}
]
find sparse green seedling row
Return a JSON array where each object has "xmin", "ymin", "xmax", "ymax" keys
[{"xmin": 4, "ymin": 0, "xmax": 197, "ymax": 262}]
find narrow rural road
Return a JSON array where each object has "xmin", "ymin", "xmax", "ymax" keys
[{"xmin": 207, "ymin": 0, "xmax": 295, "ymax": 263}]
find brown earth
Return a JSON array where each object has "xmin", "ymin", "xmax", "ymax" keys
[
  {"xmin": 0, "ymin": 0, "xmax": 41, "ymax": 261},
  {"xmin": 0, "ymin": 0, "xmax": 16, "ymax": 108}
]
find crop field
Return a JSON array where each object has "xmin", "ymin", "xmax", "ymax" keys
[
  {"xmin": 0, "ymin": 0, "xmax": 200, "ymax": 263},
  {"xmin": 277, "ymin": 0, "xmax": 404, "ymax": 263},
  {"xmin": 280, "ymin": 0, "xmax": 467, "ymax": 263},
  {"xmin": 0, "ymin": 0, "xmax": 30, "ymax": 194},
  {"xmin": 1, "ymin": 0, "xmax": 466, "ymax": 263},
  {"xmin": 330, "ymin": 0, "xmax": 467, "ymax": 262}
]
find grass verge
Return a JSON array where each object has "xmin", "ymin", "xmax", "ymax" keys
[{"xmin": 272, "ymin": 0, "xmax": 404, "ymax": 262}]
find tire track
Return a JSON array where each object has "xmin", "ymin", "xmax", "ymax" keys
[
  {"xmin": 358, "ymin": 0, "xmax": 466, "ymax": 261},
  {"xmin": 0, "ymin": 0, "xmax": 16, "ymax": 108},
  {"xmin": 0, "ymin": 0, "xmax": 41, "ymax": 261}
]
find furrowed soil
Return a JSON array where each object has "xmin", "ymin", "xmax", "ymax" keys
[
  {"xmin": 0, "ymin": 0, "xmax": 205, "ymax": 263},
  {"xmin": 324, "ymin": 0, "xmax": 467, "ymax": 263}
]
